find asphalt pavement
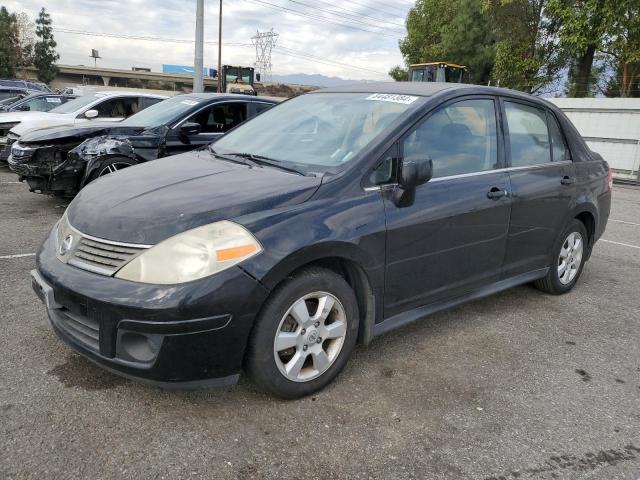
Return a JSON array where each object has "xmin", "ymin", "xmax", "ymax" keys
[{"xmin": 1, "ymin": 166, "xmax": 639, "ymax": 480}]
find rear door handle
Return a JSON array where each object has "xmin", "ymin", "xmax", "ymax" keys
[
  {"xmin": 487, "ymin": 187, "xmax": 508, "ymax": 200},
  {"xmin": 561, "ymin": 176, "xmax": 575, "ymax": 185}
]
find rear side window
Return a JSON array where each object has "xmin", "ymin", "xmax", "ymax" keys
[
  {"xmin": 140, "ymin": 97, "xmax": 164, "ymax": 109},
  {"xmin": 253, "ymin": 102, "xmax": 273, "ymax": 115},
  {"xmin": 547, "ymin": 113, "xmax": 570, "ymax": 162},
  {"xmin": 402, "ymin": 98, "xmax": 498, "ymax": 178},
  {"xmin": 505, "ymin": 102, "xmax": 551, "ymax": 166}
]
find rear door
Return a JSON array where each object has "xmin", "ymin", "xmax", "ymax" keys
[
  {"xmin": 165, "ymin": 101, "xmax": 248, "ymax": 155},
  {"xmin": 381, "ymin": 96, "xmax": 512, "ymax": 317},
  {"xmin": 501, "ymin": 98, "xmax": 577, "ymax": 278}
]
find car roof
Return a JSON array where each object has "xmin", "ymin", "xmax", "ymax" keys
[
  {"xmin": 312, "ymin": 82, "xmax": 560, "ymax": 107},
  {"xmin": 90, "ymin": 90, "xmax": 168, "ymax": 99},
  {"xmin": 313, "ymin": 82, "xmax": 477, "ymax": 96},
  {"xmin": 179, "ymin": 92, "xmax": 279, "ymax": 102}
]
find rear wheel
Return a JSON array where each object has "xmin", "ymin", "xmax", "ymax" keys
[
  {"xmin": 246, "ymin": 267, "xmax": 359, "ymax": 399},
  {"xmin": 534, "ymin": 219, "xmax": 588, "ymax": 294}
]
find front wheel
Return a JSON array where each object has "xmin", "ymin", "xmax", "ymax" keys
[
  {"xmin": 86, "ymin": 157, "xmax": 137, "ymax": 184},
  {"xmin": 246, "ymin": 267, "xmax": 359, "ymax": 399},
  {"xmin": 534, "ymin": 219, "xmax": 588, "ymax": 295}
]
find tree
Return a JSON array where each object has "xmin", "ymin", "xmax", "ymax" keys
[
  {"xmin": 388, "ymin": 65, "xmax": 408, "ymax": 81},
  {"xmin": 16, "ymin": 12, "xmax": 36, "ymax": 71},
  {"xmin": 0, "ymin": 7, "xmax": 20, "ymax": 78},
  {"xmin": 484, "ymin": 0, "xmax": 566, "ymax": 94},
  {"xmin": 33, "ymin": 8, "xmax": 59, "ymax": 83},
  {"xmin": 398, "ymin": 0, "xmax": 495, "ymax": 84},
  {"xmin": 547, "ymin": 0, "xmax": 613, "ymax": 97},
  {"xmin": 602, "ymin": 0, "xmax": 640, "ymax": 98}
]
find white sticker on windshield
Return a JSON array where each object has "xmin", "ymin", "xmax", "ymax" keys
[
  {"xmin": 365, "ymin": 93, "xmax": 418, "ymax": 105},
  {"xmin": 45, "ymin": 97, "xmax": 62, "ymax": 103},
  {"xmin": 180, "ymin": 100, "xmax": 200, "ymax": 106}
]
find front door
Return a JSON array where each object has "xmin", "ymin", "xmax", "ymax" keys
[
  {"xmin": 381, "ymin": 97, "xmax": 512, "ymax": 318},
  {"xmin": 166, "ymin": 102, "xmax": 248, "ymax": 155},
  {"xmin": 501, "ymin": 99, "xmax": 577, "ymax": 278}
]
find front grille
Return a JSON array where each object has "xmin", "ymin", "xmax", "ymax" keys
[
  {"xmin": 51, "ymin": 307, "xmax": 100, "ymax": 352},
  {"xmin": 68, "ymin": 237, "xmax": 145, "ymax": 275}
]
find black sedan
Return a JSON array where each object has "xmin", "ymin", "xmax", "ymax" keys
[
  {"xmin": 31, "ymin": 83, "xmax": 611, "ymax": 398},
  {"xmin": 8, "ymin": 93, "xmax": 277, "ymax": 196}
]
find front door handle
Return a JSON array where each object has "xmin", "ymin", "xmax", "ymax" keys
[
  {"xmin": 561, "ymin": 175, "xmax": 575, "ymax": 185},
  {"xmin": 487, "ymin": 187, "xmax": 508, "ymax": 200}
]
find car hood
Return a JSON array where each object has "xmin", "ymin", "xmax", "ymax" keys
[
  {"xmin": 66, "ymin": 150, "xmax": 322, "ymax": 245},
  {"xmin": 5, "ymin": 112, "xmax": 75, "ymax": 136},
  {"xmin": 19, "ymin": 123, "xmax": 145, "ymax": 144}
]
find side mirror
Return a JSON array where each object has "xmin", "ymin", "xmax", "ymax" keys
[
  {"xmin": 399, "ymin": 155, "xmax": 433, "ymax": 189},
  {"xmin": 180, "ymin": 122, "xmax": 202, "ymax": 136},
  {"xmin": 84, "ymin": 109, "xmax": 99, "ymax": 119},
  {"xmin": 393, "ymin": 155, "xmax": 433, "ymax": 207},
  {"xmin": 256, "ymin": 73, "xmax": 261, "ymax": 82}
]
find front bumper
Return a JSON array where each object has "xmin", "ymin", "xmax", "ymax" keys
[{"xmin": 34, "ymin": 228, "xmax": 270, "ymax": 388}]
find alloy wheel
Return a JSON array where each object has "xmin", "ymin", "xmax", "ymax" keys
[
  {"xmin": 273, "ymin": 291, "xmax": 347, "ymax": 382},
  {"xmin": 558, "ymin": 231, "xmax": 583, "ymax": 285},
  {"xmin": 98, "ymin": 162, "xmax": 131, "ymax": 177}
]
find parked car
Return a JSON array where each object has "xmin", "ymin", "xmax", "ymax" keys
[
  {"xmin": 0, "ymin": 79, "xmax": 52, "ymax": 93},
  {"xmin": 9, "ymin": 93, "xmax": 277, "ymax": 196},
  {"xmin": 0, "ymin": 91, "xmax": 167, "ymax": 162},
  {"xmin": 0, "ymin": 92, "xmax": 78, "ymax": 112},
  {"xmin": 31, "ymin": 83, "xmax": 611, "ymax": 398}
]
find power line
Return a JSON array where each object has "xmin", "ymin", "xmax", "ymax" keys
[
  {"xmin": 276, "ymin": 45, "xmax": 386, "ymax": 75},
  {"xmin": 52, "ymin": 28, "xmax": 387, "ymax": 77},
  {"xmin": 311, "ymin": 0, "xmax": 406, "ymax": 28},
  {"xmin": 285, "ymin": 0, "xmax": 405, "ymax": 31},
  {"xmin": 343, "ymin": 0, "xmax": 412, "ymax": 16},
  {"xmin": 241, "ymin": 0, "xmax": 402, "ymax": 39}
]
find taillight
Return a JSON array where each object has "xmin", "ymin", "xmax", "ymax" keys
[{"xmin": 607, "ymin": 167, "xmax": 613, "ymax": 192}]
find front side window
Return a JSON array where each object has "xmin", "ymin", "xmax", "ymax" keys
[
  {"xmin": 212, "ymin": 92, "xmax": 417, "ymax": 172},
  {"xmin": 94, "ymin": 97, "xmax": 139, "ymax": 118},
  {"xmin": 402, "ymin": 98, "xmax": 498, "ymax": 178},
  {"xmin": 186, "ymin": 103, "xmax": 247, "ymax": 133},
  {"xmin": 505, "ymin": 101, "xmax": 551, "ymax": 167}
]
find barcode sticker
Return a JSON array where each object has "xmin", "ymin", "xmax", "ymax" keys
[{"xmin": 365, "ymin": 93, "xmax": 418, "ymax": 105}]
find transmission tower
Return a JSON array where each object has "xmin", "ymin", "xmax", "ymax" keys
[{"xmin": 251, "ymin": 29, "xmax": 278, "ymax": 81}]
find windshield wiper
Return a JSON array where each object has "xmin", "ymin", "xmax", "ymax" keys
[
  {"xmin": 208, "ymin": 146, "xmax": 258, "ymax": 168},
  {"xmin": 225, "ymin": 152, "xmax": 307, "ymax": 176}
]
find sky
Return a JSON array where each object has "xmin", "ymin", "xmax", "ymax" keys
[{"xmin": 6, "ymin": 0, "xmax": 414, "ymax": 81}]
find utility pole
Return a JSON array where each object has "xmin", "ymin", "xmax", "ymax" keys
[
  {"xmin": 193, "ymin": 0, "xmax": 204, "ymax": 93},
  {"xmin": 217, "ymin": 0, "xmax": 222, "ymax": 93}
]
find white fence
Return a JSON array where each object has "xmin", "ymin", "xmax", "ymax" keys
[{"xmin": 546, "ymin": 98, "xmax": 640, "ymax": 181}]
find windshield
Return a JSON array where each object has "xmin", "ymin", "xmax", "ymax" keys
[
  {"xmin": 120, "ymin": 95, "xmax": 194, "ymax": 127},
  {"xmin": 225, "ymin": 67, "xmax": 252, "ymax": 84},
  {"xmin": 213, "ymin": 92, "xmax": 418, "ymax": 171},
  {"xmin": 49, "ymin": 94, "xmax": 102, "ymax": 114}
]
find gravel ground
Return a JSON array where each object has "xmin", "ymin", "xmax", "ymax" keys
[{"xmin": 1, "ymin": 166, "xmax": 639, "ymax": 480}]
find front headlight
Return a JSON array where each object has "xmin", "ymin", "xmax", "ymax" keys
[{"xmin": 114, "ymin": 221, "xmax": 262, "ymax": 284}]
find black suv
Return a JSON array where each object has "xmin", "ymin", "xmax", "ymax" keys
[
  {"xmin": 9, "ymin": 94, "xmax": 277, "ymax": 196},
  {"xmin": 31, "ymin": 83, "xmax": 611, "ymax": 398}
]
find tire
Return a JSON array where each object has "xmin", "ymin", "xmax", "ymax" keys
[
  {"xmin": 534, "ymin": 219, "xmax": 588, "ymax": 295},
  {"xmin": 246, "ymin": 266, "xmax": 359, "ymax": 399},
  {"xmin": 86, "ymin": 157, "xmax": 137, "ymax": 184}
]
